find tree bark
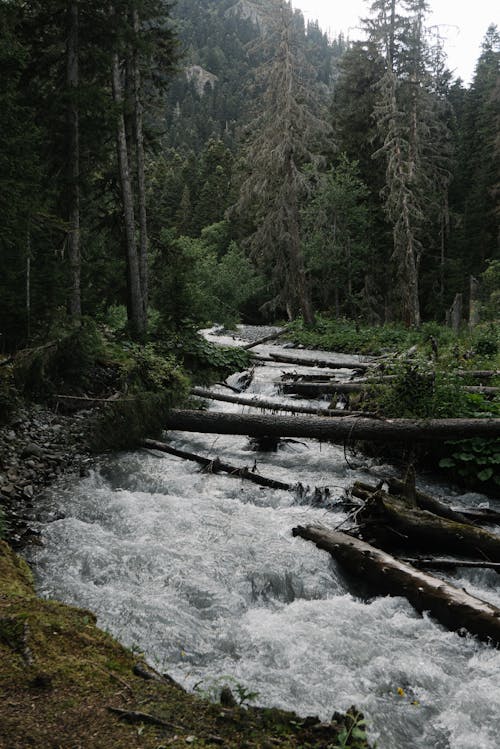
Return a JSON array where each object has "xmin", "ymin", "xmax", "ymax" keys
[
  {"xmin": 352, "ymin": 479, "xmax": 470, "ymax": 525},
  {"xmin": 142, "ymin": 438, "xmax": 291, "ymax": 490},
  {"xmin": 132, "ymin": 8, "xmax": 148, "ymax": 316},
  {"xmin": 262, "ymin": 352, "xmax": 372, "ymax": 371},
  {"xmin": 292, "ymin": 524, "xmax": 500, "ymax": 645},
  {"xmin": 164, "ymin": 409, "xmax": 500, "ymax": 443},
  {"xmin": 67, "ymin": 0, "xmax": 81, "ymax": 320},
  {"xmin": 282, "ymin": 381, "xmax": 498, "ymax": 398},
  {"xmin": 190, "ymin": 387, "xmax": 369, "ymax": 418},
  {"xmin": 359, "ymin": 491, "xmax": 500, "ymax": 560},
  {"xmin": 110, "ymin": 5, "xmax": 145, "ymax": 340}
]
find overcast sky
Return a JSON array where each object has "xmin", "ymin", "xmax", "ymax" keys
[{"xmin": 292, "ymin": 0, "xmax": 498, "ymax": 83}]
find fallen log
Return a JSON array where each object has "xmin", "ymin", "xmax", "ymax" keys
[
  {"xmin": 457, "ymin": 370, "xmax": 500, "ymax": 380},
  {"xmin": 400, "ymin": 557, "xmax": 500, "ymax": 571},
  {"xmin": 164, "ymin": 409, "xmax": 500, "ymax": 444},
  {"xmin": 282, "ymin": 381, "xmax": 368, "ymax": 397},
  {"xmin": 142, "ymin": 438, "xmax": 291, "ymax": 491},
  {"xmin": 282, "ymin": 381, "xmax": 499, "ymax": 398},
  {"xmin": 241, "ymin": 327, "xmax": 289, "ymax": 350},
  {"xmin": 292, "ymin": 524, "xmax": 500, "ymax": 645},
  {"xmin": 359, "ymin": 491, "xmax": 500, "ymax": 560},
  {"xmin": 266, "ymin": 352, "xmax": 373, "ymax": 371},
  {"xmin": 352, "ymin": 480, "xmax": 470, "ymax": 525},
  {"xmin": 354, "ymin": 479, "xmax": 500, "ymax": 526},
  {"xmin": 190, "ymin": 387, "xmax": 369, "ymax": 418},
  {"xmin": 53, "ymin": 393, "xmax": 129, "ymax": 411}
]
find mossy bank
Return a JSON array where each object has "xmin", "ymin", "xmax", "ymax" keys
[{"xmin": 0, "ymin": 542, "xmax": 371, "ymax": 749}]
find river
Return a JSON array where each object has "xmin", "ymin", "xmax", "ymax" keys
[{"xmin": 30, "ymin": 326, "xmax": 500, "ymax": 748}]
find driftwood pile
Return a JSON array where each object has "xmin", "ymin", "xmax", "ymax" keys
[{"xmin": 294, "ymin": 476, "xmax": 500, "ymax": 646}]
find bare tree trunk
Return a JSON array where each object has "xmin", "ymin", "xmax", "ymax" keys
[
  {"xmin": 110, "ymin": 7, "xmax": 145, "ymax": 339},
  {"xmin": 132, "ymin": 8, "xmax": 148, "ymax": 315},
  {"xmin": 469, "ymin": 276, "xmax": 480, "ymax": 329},
  {"xmin": 67, "ymin": 0, "xmax": 81, "ymax": 320},
  {"xmin": 449, "ymin": 292, "xmax": 462, "ymax": 333}
]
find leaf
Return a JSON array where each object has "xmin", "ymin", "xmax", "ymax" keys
[
  {"xmin": 439, "ymin": 458, "xmax": 455, "ymax": 468},
  {"xmin": 478, "ymin": 468, "xmax": 494, "ymax": 481},
  {"xmin": 452, "ymin": 452, "xmax": 474, "ymax": 462}
]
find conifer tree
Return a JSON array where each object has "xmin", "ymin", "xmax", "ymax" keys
[{"xmin": 234, "ymin": 1, "xmax": 326, "ymax": 324}]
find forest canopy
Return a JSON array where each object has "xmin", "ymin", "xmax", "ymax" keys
[{"xmin": 0, "ymin": 0, "xmax": 498, "ymax": 351}]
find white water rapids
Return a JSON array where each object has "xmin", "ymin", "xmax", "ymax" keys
[{"xmin": 31, "ymin": 326, "xmax": 500, "ymax": 748}]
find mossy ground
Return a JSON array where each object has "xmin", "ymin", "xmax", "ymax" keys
[{"xmin": 0, "ymin": 542, "xmax": 370, "ymax": 749}]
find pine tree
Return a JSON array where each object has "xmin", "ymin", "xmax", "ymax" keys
[{"xmin": 234, "ymin": 1, "xmax": 327, "ymax": 323}]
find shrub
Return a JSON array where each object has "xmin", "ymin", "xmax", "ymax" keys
[
  {"xmin": 372, "ymin": 358, "xmax": 470, "ymax": 419},
  {"xmin": 13, "ymin": 320, "xmax": 103, "ymax": 397}
]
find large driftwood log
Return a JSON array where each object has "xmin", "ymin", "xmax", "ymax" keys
[
  {"xmin": 282, "ymin": 381, "xmax": 368, "ymax": 396},
  {"xmin": 264, "ymin": 352, "xmax": 373, "ymax": 371},
  {"xmin": 352, "ymin": 480, "xmax": 470, "ymax": 525},
  {"xmin": 354, "ymin": 479, "xmax": 500, "ymax": 526},
  {"xmin": 164, "ymin": 409, "xmax": 500, "ymax": 444},
  {"xmin": 359, "ymin": 491, "xmax": 500, "ymax": 560},
  {"xmin": 190, "ymin": 387, "xmax": 368, "ymax": 418},
  {"xmin": 142, "ymin": 438, "xmax": 291, "ymax": 490},
  {"xmin": 293, "ymin": 524, "xmax": 500, "ymax": 645},
  {"xmin": 282, "ymin": 381, "xmax": 499, "ymax": 398}
]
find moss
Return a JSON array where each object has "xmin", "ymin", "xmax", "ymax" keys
[{"xmin": 0, "ymin": 542, "xmax": 371, "ymax": 749}]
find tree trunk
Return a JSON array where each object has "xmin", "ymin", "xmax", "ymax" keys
[
  {"xmin": 190, "ymin": 387, "xmax": 368, "ymax": 417},
  {"xmin": 67, "ymin": 0, "xmax": 81, "ymax": 320},
  {"xmin": 449, "ymin": 292, "xmax": 462, "ymax": 333},
  {"xmin": 359, "ymin": 491, "xmax": 500, "ymax": 560},
  {"xmin": 469, "ymin": 276, "xmax": 480, "ymax": 329},
  {"xmin": 292, "ymin": 524, "xmax": 500, "ymax": 645},
  {"xmin": 111, "ymin": 41, "xmax": 145, "ymax": 340},
  {"xmin": 282, "ymin": 381, "xmax": 498, "ymax": 398},
  {"xmin": 142, "ymin": 438, "xmax": 291, "ymax": 491},
  {"xmin": 164, "ymin": 409, "xmax": 500, "ymax": 443},
  {"xmin": 261, "ymin": 352, "xmax": 372, "ymax": 371},
  {"xmin": 132, "ymin": 8, "xmax": 148, "ymax": 316},
  {"xmin": 352, "ymin": 479, "xmax": 470, "ymax": 524}
]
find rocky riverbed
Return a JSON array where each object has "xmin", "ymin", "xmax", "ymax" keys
[{"xmin": 0, "ymin": 403, "xmax": 95, "ymax": 547}]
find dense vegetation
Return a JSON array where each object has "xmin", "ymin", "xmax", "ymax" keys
[{"xmin": 0, "ymin": 0, "xmax": 497, "ymax": 353}]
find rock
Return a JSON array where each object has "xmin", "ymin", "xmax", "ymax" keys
[{"xmin": 21, "ymin": 443, "xmax": 45, "ymax": 459}]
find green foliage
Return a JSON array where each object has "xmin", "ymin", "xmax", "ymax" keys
[
  {"xmin": 153, "ymin": 230, "xmax": 264, "ymax": 329},
  {"xmin": 93, "ymin": 392, "xmax": 178, "ymax": 452},
  {"xmin": 374, "ymin": 358, "xmax": 470, "ymax": 419},
  {"xmin": 122, "ymin": 343, "xmax": 189, "ymax": 395},
  {"xmin": 472, "ymin": 323, "xmax": 499, "ymax": 359},
  {"xmin": 13, "ymin": 320, "xmax": 103, "ymax": 397},
  {"xmin": 330, "ymin": 709, "xmax": 370, "ymax": 749},
  {"xmin": 165, "ymin": 330, "xmax": 252, "ymax": 381},
  {"xmin": 479, "ymin": 260, "xmax": 500, "ymax": 321},
  {"xmin": 193, "ymin": 675, "xmax": 260, "ymax": 707},
  {"xmin": 439, "ymin": 438, "xmax": 500, "ymax": 489},
  {"xmin": 288, "ymin": 315, "xmax": 419, "ymax": 355},
  {"xmin": 302, "ymin": 156, "xmax": 373, "ymax": 316}
]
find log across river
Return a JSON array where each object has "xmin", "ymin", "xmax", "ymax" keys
[
  {"xmin": 30, "ymin": 325, "xmax": 500, "ymax": 749},
  {"xmin": 165, "ymin": 408, "xmax": 500, "ymax": 443}
]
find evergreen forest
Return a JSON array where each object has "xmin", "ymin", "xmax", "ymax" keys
[{"xmin": 0, "ymin": 0, "xmax": 498, "ymax": 352}]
